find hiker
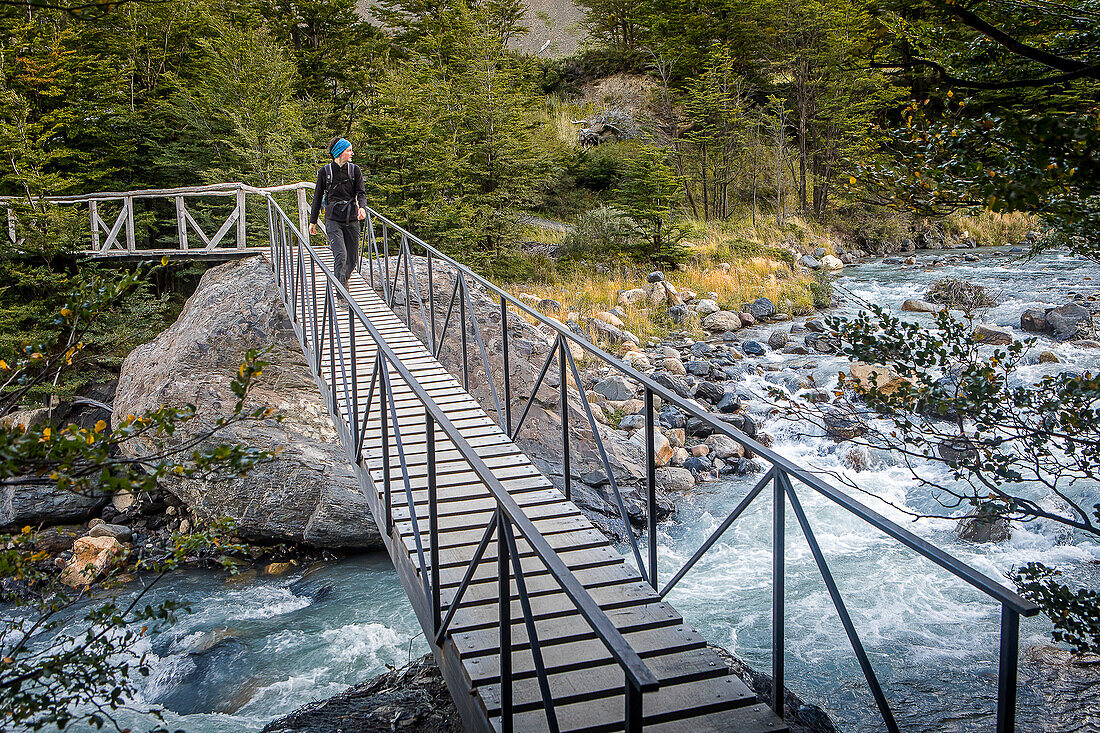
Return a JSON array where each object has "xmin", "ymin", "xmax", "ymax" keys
[{"xmin": 308, "ymin": 137, "xmax": 368, "ymax": 295}]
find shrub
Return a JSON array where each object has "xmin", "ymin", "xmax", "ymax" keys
[{"xmin": 563, "ymin": 205, "xmax": 644, "ymax": 262}]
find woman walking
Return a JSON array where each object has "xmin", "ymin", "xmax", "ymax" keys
[{"xmin": 308, "ymin": 137, "xmax": 368, "ymax": 296}]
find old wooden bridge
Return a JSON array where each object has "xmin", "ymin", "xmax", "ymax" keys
[{"xmin": 5, "ymin": 184, "xmax": 1040, "ymax": 732}]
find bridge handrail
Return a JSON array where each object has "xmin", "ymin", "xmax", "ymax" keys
[
  {"xmin": 0, "ymin": 181, "xmax": 312, "ymax": 204},
  {"xmin": 361, "ymin": 205, "xmax": 1038, "ymax": 616},
  {"xmin": 264, "ymin": 195, "xmax": 660, "ymax": 698}
]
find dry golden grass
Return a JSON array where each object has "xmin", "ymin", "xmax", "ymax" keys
[
  {"xmin": 944, "ymin": 209, "xmax": 1039, "ymax": 247},
  {"xmin": 507, "ymin": 253, "xmax": 816, "ymax": 351}
]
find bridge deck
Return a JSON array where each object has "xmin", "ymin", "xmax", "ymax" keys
[{"xmin": 291, "ymin": 251, "xmax": 786, "ymax": 733}]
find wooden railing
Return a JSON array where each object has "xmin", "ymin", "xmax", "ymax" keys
[{"xmin": 1, "ymin": 182, "xmax": 314, "ymax": 257}]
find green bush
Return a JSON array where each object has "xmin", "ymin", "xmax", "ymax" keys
[{"xmin": 563, "ymin": 205, "xmax": 644, "ymax": 262}]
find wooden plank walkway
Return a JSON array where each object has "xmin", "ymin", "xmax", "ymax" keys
[{"xmin": 285, "ymin": 250, "xmax": 787, "ymax": 733}]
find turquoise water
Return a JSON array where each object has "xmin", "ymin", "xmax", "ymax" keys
[{"xmin": 10, "ymin": 246, "xmax": 1099, "ymax": 732}]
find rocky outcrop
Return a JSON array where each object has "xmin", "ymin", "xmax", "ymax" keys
[
  {"xmin": 113, "ymin": 257, "xmax": 382, "ymax": 550},
  {"xmin": 1022, "ymin": 645, "xmax": 1100, "ymax": 733},
  {"xmin": 1, "ymin": 479, "xmax": 109, "ymax": 532},
  {"xmin": 260, "ymin": 654, "xmax": 462, "ymax": 733}
]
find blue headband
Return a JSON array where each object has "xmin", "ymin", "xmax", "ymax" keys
[{"xmin": 330, "ymin": 138, "xmax": 351, "ymax": 159}]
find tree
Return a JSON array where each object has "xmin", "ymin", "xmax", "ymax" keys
[
  {"xmin": 857, "ymin": 0, "xmax": 1100, "ymax": 256},
  {"xmin": 616, "ymin": 143, "xmax": 686, "ymax": 264}
]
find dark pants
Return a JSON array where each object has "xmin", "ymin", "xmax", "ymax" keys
[{"xmin": 325, "ymin": 218, "xmax": 360, "ymax": 285}]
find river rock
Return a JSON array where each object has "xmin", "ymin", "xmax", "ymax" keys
[
  {"xmin": 656, "ymin": 466, "xmax": 695, "ymax": 492},
  {"xmin": 694, "ymin": 298, "xmax": 720, "ymax": 315},
  {"xmin": 768, "ymin": 330, "xmax": 789, "ymax": 350},
  {"xmin": 848, "ymin": 362, "xmax": 912, "ymax": 396},
  {"xmin": 594, "ymin": 310, "xmax": 624, "ymax": 328},
  {"xmin": 799, "ymin": 255, "xmax": 821, "ymax": 270},
  {"xmin": 702, "ymin": 310, "xmax": 743, "ymax": 332},
  {"xmin": 822, "ymin": 407, "xmax": 868, "ymax": 441},
  {"xmin": 741, "ymin": 340, "xmax": 766, "ymax": 357},
  {"xmin": 1020, "ymin": 309, "xmax": 1051, "ymax": 333},
  {"xmin": 748, "ymin": 298, "xmax": 776, "ymax": 319},
  {"xmin": 716, "ymin": 391, "xmax": 741, "ymax": 413},
  {"xmin": 902, "ymin": 299, "xmax": 942, "ymax": 313},
  {"xmin": 973, "ymin": 325, "xmax": 1015, "ymax": 345},
  {"xmin": 113, "ymin": 257, "xmax": 383, "ymax": 550},
  {"xmin": 630, "ymin": 429, "xmax": 673, "ymax": 466},
  {"xmin": 1038, "ymin": 350, "xmax": 1060, "ymax": 364},
  {"xmin": 820, "ymin": 255, "xmax": 843, "ymax": 270},
  {"xmin": 588, "ymin": 317, "xmax": 626, "ymax": 344},
  {"xmin": 623, "ymin": 351, "xmax": 650, "ymax": 370},
  {"xmin": 1021, "ymin": 645, "xmax": 1100, "ymax": 732},
  {"xmin": 618, "ymin": 414, "xmax": 644, "ymax": 431},
  {"xmin": 647, "ymin": 270, "xmax": 664, "ymax": 283},
  {"xmin": 694, "ymin": 381, "xmax": 725, "ymax": 404},
  {"xmin": 1046, "ymin": 302, "xmax": 1093, "ymax": 340},
  {"xmin": 0, "ymin": 478, "xmax": 110, "ymax": 533},
  {"xmin": 616, "ymin": 288, "xmax": 647, "ymax": 308},
  {"xmin": 670, "ymin": 447, "xmax": 689, "ymax": 466},
  {"xmin": 261, "ymin": 655, "xmax": 462, "ymax": 733},
  {"xmin": 593, "ymin": 375, "xmax": 636, "ymax": 401},
  {"xmin": 955, "ymin": 508, "xmax": 1011, "ymax": 543},
  {"xmin": 88, "ymin": 522, "xmax": 132, "ymax": 543},
  {"xmin": 661, "ymin": 357, "xmax": 687, "ymax": 376},
  {"xmin": 651, "ymin": 371, "xmax": 692, "ymax": 399},
  {"xmin": 61, "ymin": 535, "xmax": 127, "ymax": 587},
  {"xmin": 705, "ymin": 434, "xmax": 743, "ymax": 460}
]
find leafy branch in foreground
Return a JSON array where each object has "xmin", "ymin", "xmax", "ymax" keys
[
  {"xmin": 768, "ymin": 305, "xmax": 1100, "ymax": 652},
  {"xmin": 1, "ymin": 272, "xmax": 279, "ymax": 730}
]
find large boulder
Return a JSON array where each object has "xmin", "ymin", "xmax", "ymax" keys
[
  {"xmin": 848, "ymin": 362, "xmax": 913, "ymax": 397},
  {"xmin": 1020, "ymin": 309, "xmax": 1051, "ymax": 333},
  {"xmin": 261, "ymin": 654, "xmax": 462, "ymax": 733},
  {"xmin": 1046, "ymin": 303, "xmax": 1093, "ymax": 340},
  {"xmin": 61, "ymin": 535, "xmax": 127, "ymax": 587},
  {"xmin": 972, "ymin": 325, "xmax": 1015, "ymax": 345},
  {"xmin": 702, "ymin": 310, "xmax": 743, "ymax": 332},
  {"xmin": 113, "ymin": 257, "xmax": 383, "ymax": 550},
  {"xmin": 1, "ymin": 478, "xmax": 109, "ymax": 533}
]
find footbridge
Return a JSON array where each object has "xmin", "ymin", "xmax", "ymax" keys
[{"xmin": 9, "ymin": 184, "xmax": 1040, "ymax": 732}]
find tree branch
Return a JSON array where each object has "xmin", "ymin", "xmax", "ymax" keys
[
  {"xmin": 873, "ymin": 57, "xmax": 1100, "ymax": 89},
  {"xmin": 939, "ymin": 2, "xmax": 1089, "ymax": 73}
]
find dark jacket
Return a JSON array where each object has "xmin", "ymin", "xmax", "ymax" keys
[{"xmin": 309, "ymin": 161, "xmax": 369, "ymax": 225}]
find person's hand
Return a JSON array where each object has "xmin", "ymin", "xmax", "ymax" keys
[
  {"xmin": 308, "ymin": 223, "xmax": 317, "ymax": 236},
  {"xmin": 357, "ymin": 207, "xmax": 366, "ymax": 221}
]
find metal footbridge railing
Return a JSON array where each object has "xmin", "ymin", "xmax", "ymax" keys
[{"xmin": 6, "ymin": 182, "xmax": 1040, "ymax": 731}]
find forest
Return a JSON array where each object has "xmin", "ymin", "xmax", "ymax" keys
[{"xmin": 1, "ymin": 0, "xmax": 1099, "ymax": 729}]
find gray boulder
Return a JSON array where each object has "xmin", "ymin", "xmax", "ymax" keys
[
  {"xmin": 113, "ymin": 257, "xmax": 383, "ymax": 550},
  {"xmin": 1, "ymin": 479, "xmax": 108, "ymax": 533},
  {"xmin": 1046, "ymin": 303, "xmax": 1093, "ymax": 340},
  {"xmin": 1020, "ymin": 309, "xmax": 1051, "ymax": 333},
  {"xmin": 594, "ymin": 375, "xmax": 636, "ymax": 401},
  {"xmin": 702, "ymin": 310, "xmax": 743, "ymax": 332},
  {"xmin": 656, "ymin": 466, "xmax": 695, "ymax": 492},
  {"xmin": 767, "ymin": 330, "xmax": 789, "ymax": 350},
  {"xmin": 799, "ymin": 255, "xmax": 821, "ymax": 270},
  {"xmin": 748, "ymin": 298, "xmax": 777, "ymax": 319}
]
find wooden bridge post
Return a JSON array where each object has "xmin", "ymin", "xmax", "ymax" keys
[
  {"xmin": 175, "ymin": 197, "xmax": 189, "ymax": 250},
  {"xmin": 89, "ymin": 201, "xmax": 100, "ymax": 250},
  {"xmin": 124, "ymin": 196, "xmax": 136, "ymax": 252},
  {"xmin": 296, "ymin": 186, "xmax": 309, "ymax": 241},
  {"xmin": 236, "ymin": 189, "xmax": 247, "ymax": 248}
]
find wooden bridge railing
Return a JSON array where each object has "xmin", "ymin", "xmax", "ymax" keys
[{"xmin": 1, "ymin": 182, "xmax": 314, "ymax": 257}]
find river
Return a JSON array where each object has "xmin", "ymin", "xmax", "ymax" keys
[{"xmin": 17, "ymin": 246, "xmax": 1100, "ymax": 732}]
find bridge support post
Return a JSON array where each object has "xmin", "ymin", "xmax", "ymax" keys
[
  {"xmin": 772, "ymin": 470, "xmax": 785, "ymax": 719},
  {"xmin": 88, "ymin": 202, "xmax": 99, "ymax": 250},
  {"xmin": 124, "ymin": 196, "xmax": 135, "ymax": 252},
  {"xmin": 296, "ymin": 186, "xmax": 309, "ymax": 242},
  {"xmin": 996, "ymin": 606, "xmax": 1020, "ymax": 733},
  {"xmin": 498, "ymin": 508, "xmax": 512, "ymax": 732},
  {"xmin": 236, "ymin": 189, "xmax": 247, "ymax": 248}
]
